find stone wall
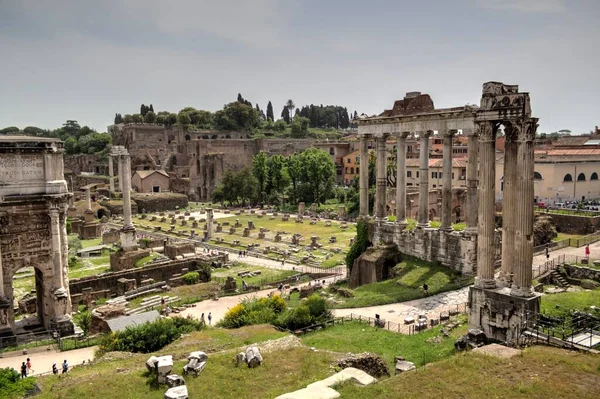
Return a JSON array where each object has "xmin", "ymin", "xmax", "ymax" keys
[
  {"xmin": 564, "ymin": 264, "xmax": 600, "ymax": 282},
  {"xmin": 99, "ymin": 199, "xmax": 139, "ymax": 216},
  {"xmin": 110, "ymin": 249, "xmax": 151, "ymax": 272},
  {"xmin": 535, "ymin": 212, "xmax": 600, "ymax": 235},
  {"xmin": 69, "ymin": 258, "xmax": 214, "ymax": 297},
  {"xmin": 132, "ymin": 193, "xmax": 188, "ymax": 213}
]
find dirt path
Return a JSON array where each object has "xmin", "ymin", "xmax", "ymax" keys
[{"xmin": 0, "ymin": 346, "xmax": 97, "ymax": 376}]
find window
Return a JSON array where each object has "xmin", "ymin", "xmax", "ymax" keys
[
  {"xmin": 433, "ymin": 184, "xmax": 436, "ymax": 188},
  {"xmin": 350, "ymin": 167, "xmax": 354, "ymax": 174},
  {"xmin": 577, "ymin": 173, "xmax": 586, "ymax": 181},
  {"xmin": 534, "ymin": 171, "xmax": 543, "ymax": 180},
  {"xmin": 407, "ymin": 171, "xmax": 412, "ymax": 178},
  {"xmin": 185, "ymin": 134, "xmax": 191, "ymax": 141},
  {"xmin": 153, "ymin": 186, "xmax": 160, "ymax": 193},
  {"xmin": 452, "ymin": 173, "xmax": 455, "ymax": 179},
  {"xmin": 345, "ymin": 167, "xmax": 349, "ymax": 174},
  {"xmin": 407, "ymin": 183, "xmax": 413, "ymax": 186},
  {"xmin": 439, "ymin": 172, "xmax": 443, "ymax": 179},
  {"xmin": 591, "ymin": 172, "xmax": 599, "ymax": 180},
  {"xmin": 416, "ymin": 171, "xmax": 419, "ymax": 178},
  {"xmin": 563, "ymin": 174, "xmax": 573, "ymax": 182},
  {"xmin": 432, "ymin": 172, "xmax": 437, "ymax": 178},
  {"xmin": 356, "ymin": 156, "xmax": 360, "ymax": 163},
  {"xmin": 356, "ymin": 167, "xmax": 359, "ymax": 174},
  {"xmin": 329, "ymin": 147, "xmax": 335, "ymax": 155}
]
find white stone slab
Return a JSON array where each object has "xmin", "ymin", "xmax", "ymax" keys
[
  {"xmin": 164, "ymin": 385, "xmax": 188, "ymax": 399},
  {"xmin": 275, "ymin": 385, "xmax": 340, "ymax": 399},
  {"xmin": 307, "ymin": 367, "xmax": 377, "ymax": 388}
]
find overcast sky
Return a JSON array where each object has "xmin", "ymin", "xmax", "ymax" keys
[{"xmin": 1, "ymin": 0, "xmax": 598, "ymax": 134}]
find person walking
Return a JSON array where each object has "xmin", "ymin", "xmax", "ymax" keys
[
  {"xmin": 585, "ymin": 244, "xmax": 590, "ymax": 259},
  {"xmin": 52, "ymin": 363, "xmax": 58, "ymax": 375},
  {"xmin": 26, "ymin": 358, "xmax": 33, "ymax": 375},
  {"xmin": 208, "ymin": 312, "xmax": 212, "ymax": 326},
  {"xmin": 545, "ymin": 243, "xmax": 550, "ymax": 260},
  {"xmin": 20, "ymin": 361, "xmax": 27, "ymax": 379},
  {"xmin": 201, "ymin": 313, "xmax": 205, "ymax": 325},
  {"xmin": 62, "ymin": 359, "xmax": 68, "ymax": 374},
  {"xmin": 423, "ymin": 283, "xmax": 429, "ymax": 296}
]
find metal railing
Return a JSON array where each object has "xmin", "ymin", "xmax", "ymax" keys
[
  {"xmin": 0, "ymin": 330, "xmax": 58, "ymax": 353},
  {"xmin": 533, "ymin": 254, "xmax": 565, "ymax": 278}
]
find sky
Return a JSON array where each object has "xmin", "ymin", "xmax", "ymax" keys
[{"xmin": 0, "ymin": 0, "xmax": 598, "ymax": 134}]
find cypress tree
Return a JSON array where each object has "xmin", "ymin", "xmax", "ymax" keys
[{"xmin": 266, "ymin": 101, "xmax": 274, "ymax": 121}]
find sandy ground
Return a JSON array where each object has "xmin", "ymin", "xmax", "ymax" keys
[{"xmin": 0, "ymin": 346, "xmax": 97, "ymax": 376}]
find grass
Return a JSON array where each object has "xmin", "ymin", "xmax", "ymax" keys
[
  {"xmin": 535, "ymin": 207, "xmax": 600, "ymax": 217},
  {"xmin": 331, "ymin": 257, "xmax": 471, "ymax": 308},
  {"xmin": 127, "ymin": 282, "xmax": 221, "ymax": 309},
  {"xmin": 134, "ymin": 253, "xmax": 159, "ymax": 267},
  {"xmin": 80, "ymin": 237, "xmax": 103, "ymax": 248},
  {"xmin": 554, "ymin": 233, "xmax": 585, "ymax": 242},
  {"xmin": 540, "ymin": 288, "xmax": 600, "ymax": 317},
  {"xmin": 336, "ymin": 345, "xmax": 600, "ymax": 399},
  {"xmin": 302, "ymin": 318, "xmax": 468, "ymax": 370},
  {"xmin": 35, "ymin": 325, "xmax": 336, "ymax": 399},
  {"xmin": 212, "ymin": 262, "xmax": 297, "ymax": 287}
]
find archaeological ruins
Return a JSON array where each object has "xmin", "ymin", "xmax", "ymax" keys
[
  {"xmin": 354, "ymin": 82, "xmax": 540, "ymax": 342},
  {"xmin": 0, "ymin": 136, "xmax": 75, "ymax": 340}
]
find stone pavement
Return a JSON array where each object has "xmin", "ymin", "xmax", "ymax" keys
[
  {"xmin": 0, "ymin": 345, "xmax": 97, "ymax": 376},
  {"xmin": 531, "ymin": 239, "xmax": 600, "ymax": 276},
  {"xmin": 332, "ymin": 287, "xmax": 470, "ymax": 326}
]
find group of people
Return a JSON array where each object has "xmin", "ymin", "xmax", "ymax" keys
[
  {"xmin": 19, "ymin": 358, "xmax": 68, "ymax": 378},
  {"xmin": 238, "ymin": 250, "xmax": 248, "ymax": 258},
  {"xmin": 200, "ymin": 312, "xmax": 213, "ymax": 326}
]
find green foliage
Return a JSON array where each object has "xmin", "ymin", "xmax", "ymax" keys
[
  {"xmin": 219, "ymin": 295, "xmax": 288, "ymax": 329},
  {"xmin": 77, "ymin": 310, "xmax": 92, "ymax": 336},
  {"xmin": 266, "ymin": 101, "xmax": 274, "ymax": 121},
  {"xmin": 290, "ymin": 116, "xmax": 309, "ymax": 138},
  {"xmin": 345, "ymin": 219, "xmax": 370, "ymax": 271},
  {"xmin": 533, "ymin": 215, "xmax": 558, "ymax": 246},
  {"xmin": 0, "ymin": 367, "xmax": 37, "ymax": 399},
  {"xmin": 68, "ymin": 235, "xmax": 82, "ymax": 255},
  {"xmin": 97, "ymin": 316, "xmax": 204, "ymax": 355},
  {"xmin": 143, "ymin": 111, "xmax": 156, "ymax": 123},
  {"xmin": 0, "ymin": 126, "xmax": 20, "ymax": 134},
  {"xmin": 273, "ymin": 119, "xmax": 287, "ymax": 132},
  {"xmin": 540, "ymin": 288, "xmax": 600, "ymax": 317},
  {"xmin": 214, "ymin": 101, "xmax": 262, "ymax": 131},
  {"xmin": 297, "ymin": 104, "xmax": 351, "ymax": 129},
  {"xmin": 182, "ymin": 271, "xmax": 200, "ymax": 285},
  {"xmin": 212, "ymin": 168, "xmax": 258, "ymax": 206}
]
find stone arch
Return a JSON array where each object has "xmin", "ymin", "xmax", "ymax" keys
[
  {"xmin": 591, "ymin": 172, "xmax": 599, "ymax": 181},
  {"xmin": 96, "ymin": 207, "xmax": 110, "ymax": 219},
  {"xmin": 202, "ymin": 135, "xmax": 209, "ymax": 140},
  {"xmin": 185, "ymin": 134, "xmax": 191, "ymax": 141},
  {"xmin": 563, "ymin": 173, "xmax": 573, "ymax": 182},
  {"xmin": 534, "ymin": 171, "xmax": 543, "ymax": 180},
  {"xmin": 577, "ymin": 173, "xmax": 586, "ymax": 181},
  {"xmin": 211, "ymin": 135, "xmax": 218, "ymax": 139}
]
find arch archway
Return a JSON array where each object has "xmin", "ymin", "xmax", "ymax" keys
[
  {"xmin": 591, "ymin": 172, "xmax": 598, "ymax": 181},
  {"xmin": 577, "ymin": 173, "xmax": 586, "ymax": 181},
  {"xmin": 534, "ymin": 171, "xmax": 543, "ymax": 180},
  {"xmin": 563, "ymin": 174, "xmax": 573, "ymax": 182}
]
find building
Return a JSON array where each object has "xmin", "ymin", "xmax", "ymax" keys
[
  {"xmin": 406, "ymin": 158, "xmax": 467, "ymax": 189},
  {"xmin": 342, "ymin": 150, "xmax": 360, "ymax": 184},
  {"xmin": 131, "ymin": 170, "xmax": 170, "ymax": 193}
]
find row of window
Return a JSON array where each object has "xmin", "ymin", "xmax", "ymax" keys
[{"xmin": 563, "ymin": 172, "xmax": 599, "ymax": 182}]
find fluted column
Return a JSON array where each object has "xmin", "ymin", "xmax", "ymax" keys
[
  {"xmin": 475, "ymin": 122, "xmax": 496, "ymax": 289},
  {"xmin": 108, "ymin": 155, "xmax": 115, "ymax": 193},
  {"xmin": 498, "ymin": 128, "xmax": 518, "ymax": 287},
  {"xmin": 418, "ymin": 131, "xmax": 432, "ymax": 227},
  {"xmin": 359, "ymin": 135, "xmax": 369, "ymax": 217},
  {"xmin": 511, "ymin": 119, "xmax": 537, "ymax": 297},
  {"xmin": 117, "ymin": 156, "xmax": 123, "ymax": 192},
  {"xmin": 50, "ymin": 207, "xmax": 65, "ymax": 290},
  {"xmin": 441, "ymin": 130, "xmax": 455, "ymax": 231},
  {"xmin": 0, "ymin": 245, "xmax": 4, "ymax": 297},
  {"xmin": 375, "ymin": 135, "xmax": 388, "ymax": 219},
  {"xmin": 395, "ymin": 132, "xmax": 409, "ymax": 224},
  {"xmin": 122, "ymin": 155, "xmax": 133, "ymax": 229},
  {"xmin": 85, "ymin": 187, "xmax": 92, "ymax": 211},
  {"xmin": 466, "ymin": 134, "xmax": 479, "ymax": 234}
]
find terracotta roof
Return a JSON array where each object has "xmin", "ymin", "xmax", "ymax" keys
[
  {"xmin": 134, "ymin": 170, "xmax": 169, "ymax": 179},
  {"xmin": 554, "ymin": 136, "xmax": 589, "ymax": 146}
]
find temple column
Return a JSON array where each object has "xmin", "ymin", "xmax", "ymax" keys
[
  {"xmin": 395, "ymin": 132, "xmax": 409, "ymax": 224},
  {"xmin": 511, "ymin": 120, "xmax": 538, "ymax": 297},
  {"xmin": 121, "ymin": 154, "xmax": 133, "ymax": 229},
  {"xmin": 49, "ymin": 207, "xmax": 66, "ymax": 290},
  {"xmin": 417, "ymin": 131, "xmax": 432, "ymax": 227},
  {"xmin": 0, "ymin": 245, "xmax": 4, "ymax": 298},
  {"xmin": 475, "ymin": 122, "xmax": 496, "ymax": 289},
  {"xmin": 85, "ymin": 187, "xmax": 92, "ymax": 211},
  {"xmin": 466, "ymin": 133, "xmax": 479, "ymax": 234},
  {"xmin": 117, "ymin": 156, "xmax": 123, "ymax": 192},
  {"xmin": 108, "ymin": 155, "xmax": 115, "ymax": 193},
  {"xmin": 375, "ymin": 135, "xmax": 388, "ymax": 219},
  {"xmin": 441, "ymin": 130, "xmax": 455, "ymax": 231},
  {"xmin": 359, "ymin": 135, "xmax": 370, "ymax": 217},
  {"xmin": 498, "ymin": 128, "xmax": 518, "ymax": 287}
]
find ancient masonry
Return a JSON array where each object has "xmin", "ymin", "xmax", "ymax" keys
[
  {"xmin": 355, "ymin": 82, "xmax": 539, "ymax": 342},
  {"xmin": 110, "ymin": 146, "xmax": 137, "ymax": 251},
  {"xmin": 0, "ymin": 137, "xmax": 75, "ymax": 338}
]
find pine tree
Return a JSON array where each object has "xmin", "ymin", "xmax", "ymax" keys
[
  {"xmin": 149, "ymin": 104, "xmax": 154, "ymax": 112},
  {"xmin": 266, "ymin": 101, "xmax": 274, "ymax": 121},
  {"xmin": 281, "ymin": 106, "xmax": 290, "ymax": 124},
  {"xmin": 140, "ymin": 104, "xmax": 148, "ymax": 116},
  {"xmin": 237, "ymin": 93, "xmax": 244, "ymax": 103}
]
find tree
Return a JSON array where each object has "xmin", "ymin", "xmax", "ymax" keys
[
  {"xmin": 140, "ymin": 104, "xmax": 148, "ymax": 116},
  {"xmin": 291, "ymin": 116, "xmax": 309, "ymax": 138},
  {"xmin": 131, "ymin": 114, "xmax": 143, "ymax": 123},
  {"xmin": 215, "ymin": 168, "xmax": 258, "ymax": 206},
  {"xmin": 177, "ymin": 111, "xmax": 191, "ymax": 126},
  {"xmin": 0, "ymin": 126, "xmax": 20, "ymax": 135},
  {"xmin": 64, "ymin": 137, "xmax": 78, "ymax": 154},
  {"xmin": 214, "ymin": 101, "xmax": 261, "ymax": 131},
  {"xmin": 166, "ymin": 113, "xmax": 178, "ymax": 126},
  {"xmin": 266, "ymin": 101, "xmax": 274, "ymax": 121},
  {"xmin": 274, "ymin": 119, "xmax": 287, "ymax": 132},
  {"xmin": 149, "ymin": 104, "xmax": 154, "ymax": 113},
  {"xmin": 286, "ymin": 99, "xmax": 295, "ymax": 123},
  {"xmin": 252, "ymin": 151, "xmax": 269, "ymax": 204},
  {"xmin": 123, "ymin": 114, "xmax": 134, "ymax": 124},
  {"xmin": 281, "ymin": 106, "xmax": 290, "ymax": 124},
  {"xmin": 298, "ymin": 148, "xmax": 336, "ymax": 204},
  {"xmin": 114, "ymin": 113, "xmax": 123, "ymax": 124},
  {"xmin": 62, "ymin": 120, "xmax": 80, "ymax": 137},
  {"xmin": 287, "ymin": 153, "xmax": 302, "ymax": 202},
  {"xmin": 144, "ymin": 111, "xmax": 156, "ymax": 123}
]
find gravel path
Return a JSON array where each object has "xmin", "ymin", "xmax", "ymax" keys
[{"xmin": 0, "ymin": 346, "xmax": 97, "ymax": 376}]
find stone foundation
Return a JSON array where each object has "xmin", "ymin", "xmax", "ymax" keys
[
  {"xmin": 349, "ymin": 245, "xmax": 402, "ymax": 288},
  {"xmin": 468, "ymin": 286, "xmax": 540, "ymax": 343},
  {"xmin": 110, "ymin": 249, "xmax": 151, "ymax": 272}
]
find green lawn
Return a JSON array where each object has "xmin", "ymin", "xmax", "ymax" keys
[
  {"xmin": 331, "ymin": 257, "xmax": 471, "ymax": 308},
  {"xmin": 553, "ymin": 233, "xmax": 584, "ymax": 242},
  {"xmin": 80, "ymin": 237, "xmax": 103, "ymax": 248},
  {"xmin": 302, "ymin": 319, "xmax": 468, "ymax": 370},
  {"xmin": 212, "ymin": 262, "xmax": 298, "ymax": 287},
  {"xmin": 540, "ymin": 289, "xmax": 600, "ymax": 317},
  {"xmin": 134, "ymin": 253, "xmax": 160, "ymax": 267}
]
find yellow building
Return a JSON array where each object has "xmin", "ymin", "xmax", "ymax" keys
[
  {"xmin": 342, "ymin": 150, "xmax": 361, "ymax": 185},
  {"xmin": 405, "ymin": 158, "xmax": 467, "ymax": 189}
]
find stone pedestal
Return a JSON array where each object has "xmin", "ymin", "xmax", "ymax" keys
[
  {"xmin": 120, "ymin": 225, "xmax": 138, "ymax": 251},
  {"xmin": 468, "ymin": 286, "xmax": 540, "ymax": 343}
]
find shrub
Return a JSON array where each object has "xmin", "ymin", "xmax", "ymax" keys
[
  {"xmin": 97, "ymin": 316, "xmax": 203, "ymax": 355},
  {"xmin": 218, "ymin": 295, "xmax": 288, "ymax": 329},
  {"xmin": 0, "ymin": 367, "xmax": 37, "ymax": 398},
  {"xmin": 274, "ymin": 294, "xmax": 331, "ymax": 331},
  {"xmin": 345, "ymin": 219, "xmax": 370, "ymax": 272},
  {"xmin": 182, "ymin": 272, "xmax": 200, "ymax": 285},
  {"xmin": 78, "ymin": 310, "xmax": 92, "ymax": 336}
]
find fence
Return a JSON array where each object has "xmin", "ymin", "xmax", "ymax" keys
[
  {"xmin": 523, "ymin": 311, "xmax": 600, "ymax": 350},
  {"xmin": 533, "ymin": 254, "xmax": 565, "ymax": 278},
  {"xmin": 569, "ymin": 231, "xmax": 600, "ymax": 248},
  {"xmin": 533, "ymin": 239, "xmax": 570, "ymax": 256},
  {"xmin": 0, "ymin": 330, "xmax": 58, "ymax": 353}
]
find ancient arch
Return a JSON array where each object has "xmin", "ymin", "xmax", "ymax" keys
[{"xmin": 592, "ymin": 172, "xmax": 599, "ymax": 181}]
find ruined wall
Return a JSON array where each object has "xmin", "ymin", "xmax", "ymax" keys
[
  {"xmin": 535, "ymin": 212, "xmax": 600, "ymax": 235},
  {"xmin": 64, "ymin": 153, "xmax": 108, "ymax": 176},
  {"xmin": 132, "ymin": 193, "xmax": 188, "ymax": 212}
]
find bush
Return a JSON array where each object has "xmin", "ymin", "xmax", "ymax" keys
[
  {"xmin": 0, "ymin": 367, "xmax": 37, "ymax": 399},
  {"xmin": 534, "ymin": 215, "xmax": 558, "ymax": 246},
  {"xmin": 97, "ymin": 316, "xmax": 203, "ymax": 355},
  {"xmin": 78, "ymin": 310, "xmax": 92, "ymax": 336},
  {"xmin": 275, "ymin": 294, "xmax": 331, "ymax": 331},
  {"xmin": 182, "ymin": 272, "xmax": 200, "ymax": 285},
  {"xmin": 218, "ymin": 295, "xmax": 288, "ymax": 329},
  {"xmin": 345, "ymin": 219, "xmax": 370, "ymax": 272}
]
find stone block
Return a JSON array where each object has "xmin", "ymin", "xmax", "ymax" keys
[{"xmin": 395, "ymin": 360, "xmax": 416, "ymax": 375}]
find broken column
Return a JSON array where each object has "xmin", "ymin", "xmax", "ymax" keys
[
  {"xmin": 206, "ymin": 208, "xmax": 213, "ymax": 240},
  {"xmin": 417, "ymin": 131, "xmax": 432, "ymax": 228},
  {"xmin": 359, "ymin": 134, "xmax": 370, "ymax": 217},
  {"xmin": 120, "ymin": 151, "xmax": 137, "ymax": 251},
  {"xmin": 108, "ymin": 154, "xmax": 115, "ymax": 193},
  {"xmin": 498, "ymin": 126, "xmax": 517, "ymax": 287}
]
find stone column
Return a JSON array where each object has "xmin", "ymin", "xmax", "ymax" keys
[
  {"xmin": 117, "ymin": 156, "xmax": 123, "ymax": 192},
  {"xmin": 50, "ymin": 207, "xmax": 66, "ymax": 290},
  {"xmin": 108, "ymin": 155, "xmax": 115, "ymax": 193},
  {"xmin": 0, "ymin": 244, "xmax": 4, "ymax": 297},
  {"xmin": 85, "ymin": 187, "xmax": 92, "ymax": 211},
  {"xmin": 206, "ymin": 208, "xmax": 214, "ymax": 239},
  {"xmin": 359, "ymin": 135, "xmax": 370, "ymax": 217},
  {"xmin": 466, "ymin": 133, "xmax": 479, "ymax": 234},
  {"xmin": 441, "ymin": 130, "xmax": 455, "ymax": 231},
  {"xmin": 375, "ymin": 135, "xmax": 388, "ymax": 219},
  {"xmin": 475, "ymin": 122, "xmax": 496, "ymax": 289},
  {"xmin": 498, "ymin": 129, "xmax": 518, "ymax": 287},
  {"xmin": 121, "ymin": 155, "xmax": 133, "ymax": 229},
  {"xmin": 417, "ymin": 131, "xmax": 432, "ymax": 227},
  {"xmin": 511, "ymin": 120, "xmax": 537, "ymax": 297},
  {"xmin": 395, "ymin": 132, "xmax": 409, "ymax": 224}
]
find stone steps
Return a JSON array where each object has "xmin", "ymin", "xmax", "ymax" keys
[{"xmin": 550, "ymin": 270, "xmax": 570, "ymax": 288}]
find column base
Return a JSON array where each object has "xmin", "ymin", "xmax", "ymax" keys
[
  {"xmin": 417, "ymin": 222, "xmax": 430, "ymax": 229},
  {"xmin": 120, "ymin": 225, "xmax": 138, "ymax": 252},
  {"xmin": 510, "ymin": 285, "xmax": 534, "ymax": 298},
  {"xmin": 439, "ymin": 226, "xmax": 453, "ymax": 232},
  {"xmin": 496, "ymin": 272, "xmax": 513, "ymax": 288},
  {"xmin": 474, "ymin": 277, "xmax": 497, "ymax": 289}
]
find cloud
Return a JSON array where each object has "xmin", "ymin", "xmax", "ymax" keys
[{"xmin": 476, "ymin": 0, "xmax": 565, "ymax": 13}]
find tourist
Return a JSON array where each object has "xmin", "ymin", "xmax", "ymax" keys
[
  {"xmin": 165, "ymin": 306, "xmax": 171, "ymax": 316},
  {"xmin": 423, "ymin": 283, "xmax": 429, "ymax": 296},
  {"xmin": 281, "ymin": 258, "xmax": 285, "ymax": 266},
  {"xmin": 52, "ymin": 363, "xmax": 58, "ymax": 375},
  {"xmin": 208, "ymin": 312, "xmax": 212, "ymax": 326},
  {"xmin": 26, "ymin": 357, "xmax": 33, "ymax": 375},
  {"xmin": 201, "ymin": 313, "xmax": 205, "ymax": 324},
  {"xmin": 545, "ymin": 243, "xmax": 550, "ymax": 260},
  {"xmin": 62, "ymin": 359, "xmax": 68, "ymax": 374},
  {"xmin": 585, "ymin": 244, "xmax": 590, "ymax": 259},
  {"xmin": 20, "ymin": 361, "xmax": 27, "ymax": 378},
  {"xmin": 238, "ymin": 250, "xmax": 242, "ymax": 258}
]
